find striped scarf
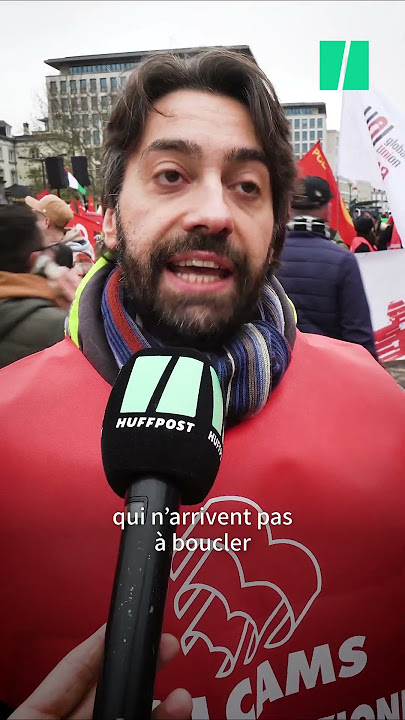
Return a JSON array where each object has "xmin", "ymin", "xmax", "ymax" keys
[
  {"xmin": 287, "ymin": 215, "xmax": 331, "ymax": 238},
  {"xmin": 101, "ymin": 266, "xmax": 291, "ymax": 426}
]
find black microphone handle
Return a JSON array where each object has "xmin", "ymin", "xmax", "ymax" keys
[{"xmin": 93, "ymin": 476, "xmax": 180, "ymax": 720}]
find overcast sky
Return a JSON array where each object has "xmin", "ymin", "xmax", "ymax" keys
[{"xmin": 1, "ymin": 0, "xmax": 404, "ymax": 134}]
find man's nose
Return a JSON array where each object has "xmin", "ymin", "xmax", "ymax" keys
[{"xmin": 181, "ymin": 181, "xmax": 234, "ymax": 237}]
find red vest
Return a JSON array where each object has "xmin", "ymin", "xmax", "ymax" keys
[
  {"xmin": 350, "ymin": 236, "xmax": 377, "ymax": 253},
  {"xmin": 0, "ymin": 334, "xmax": 405, "ymax": 718}
]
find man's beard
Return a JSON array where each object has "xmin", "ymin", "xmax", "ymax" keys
[{"xmin": 116, "ymin": 213, "xmax": 270, "ymax": 350}]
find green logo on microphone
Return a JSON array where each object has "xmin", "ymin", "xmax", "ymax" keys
[{"xmin": 120, "ymin": 355, "xmax": 223, "ymax": 435}]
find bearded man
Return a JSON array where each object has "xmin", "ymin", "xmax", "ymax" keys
[{"xmin": 1, "ymin": 50, "xmax": 404, "ymax": 720}]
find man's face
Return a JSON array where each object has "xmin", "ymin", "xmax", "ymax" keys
[
  {"xmin": 33, "ymin": 210, "xmax": 52, "ymax": 247},
  {"xmin": 104, "ymin": 89, "xmax": 274, "ymax": 346}
]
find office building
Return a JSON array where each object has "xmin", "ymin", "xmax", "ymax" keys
[
  {"xmin": 44, "ymin": 46, "xmax": 255, "ymax": 152},
  {"xmin": 282, "ymin": 102, "xmax": 326, "ymax": 159}
]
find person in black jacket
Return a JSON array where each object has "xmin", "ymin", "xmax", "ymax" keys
[
  {"xmin": 0, "ymin": 205, "xmax": 67, "ymax": 369},
  {"xmin": 276, "ymin": 176, "xmax": 378, "ymax": 360}
]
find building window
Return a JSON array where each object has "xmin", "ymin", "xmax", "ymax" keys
[
  {"xmin": 83, "ymin": 115, "xmax": 89, "ymax": 127},
  {"xmin": 81, "ymin": 97, "xmax": 88, "ymax": 111},
  {"xmin": 294, "ymin": 119, "xmax": 300, "ymax": 129},
  {"xmin": 101, "ymin": 95, "xmax": 109, "ymax": 110},
  {"xmin": 0, "ymin": 147, "xmax": 3, "ymax": 161},
  {"xmin": 302, "ymin": 119, "xmax": 308, "ymax": 129},
  {"xmin": 317, "ymin": 130, "xmax": 323, "ymax": 140},
  {"xmin": 83, "ymin": 130, "xmax": 91, "ymax": 145},
  {"xmin": 72, "ymin": 97, "xmax": 78, "ymax": 111},
  {"xmin": 111, "ymin": 93, "xmax": 118, "ymax": 109},
  {"xmin": 8, "ymin": 149, "xmax": 15, "ymax": 163},
  {"xmin": 50, "ymin": 81, "xmax": 57, "ymax": 95},
  {"xmin": 100, "ymin": 78, "xmax": 107, "ymax": 92},
  {"xmin": 61, "ymin": 97, "xmax": 69, "ymax": 112},
  {"xmin": 90, "ymin": 78, "xmax": 97, "ymax": 93},
  {"xmin": 294, "ymin": 131, "xmax": 300, "ymax": 141},
  {"xmin": 93, "ymin": 130, "xmax": 101, "ymax": 145},
  {"xmin": 70, "ymin": 80, "xmax": 77, "ymax": 94},
  {"xmin": 92, "ymin": 114, "xmax": 100, "ymax": 127},
  {"xmin": 60, "ymin": 80, "xmax": 67, "ymax": 94},
  {"xmin": 302, "ymin": 131, "xmax": 308, "ymax": 141},
  {"xmin": 294, "ymin": 143, "xmax": 300, "ymax": 153},
  {"xmin": 11, "ymin": 170, "xmax": 17, "ymax": 184},
  {"xmin": 72, "ymin": 115, "xmax": 79, "ymax": 127},
  {"xmin": 110, "ymin": 76, "xmax": 118, "ymax": 91},
  {"xmin": 80, "ymin": 79, "xmax": 87, "ymax": 93},
  {"xmin": 317, "ymin": 117, "xmax": 323, "ymax": 128},
  {"xmin": 310, "ymin": 130, "xmax": 315, "ymax": 141},
  {"xmin": 119, "ymin": 76, "xmax": 127, "ymax": 87},
  {"xmin": 302, "ymin": 143, "xmax": 308, "ymax": 153},
  {"xmin": 91, "ymin": 96, "xmax": 98, "ymax": 110},
  {"xmin": 51, "ymin": 99, "xmax": 59, "ymax": 113},
  {"xmin": 0, "ymin": 168, "xmax": 4, "ymax": 182},
  {"xmin": 310, "ymin": 118, "xmax": 315, "ymax": 129}
]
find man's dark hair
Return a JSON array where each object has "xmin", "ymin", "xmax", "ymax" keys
[
  {"xmin": 102, "ymin": 50, "xmax": 296, "ymax": 267},
  {"xmin": 0, "ymin": 204, "xmax": 42, "ymax": 272},
  {"xmin": 354, "ymin": 216, "xmax": 375, "ymax": 239}
]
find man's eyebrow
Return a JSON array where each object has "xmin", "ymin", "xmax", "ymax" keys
[
  {"xmin": 225, "ymin": 147, "xmax": 269, "ymax": 169},
  {"xmin": 141, "ymin": 139, "xmax": 202, "ymax": 159}
]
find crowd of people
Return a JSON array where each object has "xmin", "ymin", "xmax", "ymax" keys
[{"xmin": 0, "ymin": 48, "xmax": 404, "ymax": 720}]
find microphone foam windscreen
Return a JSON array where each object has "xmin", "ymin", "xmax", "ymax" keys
[{"xmin": 101, "ymin": 348, "xmax": 224, "ymax": 505}]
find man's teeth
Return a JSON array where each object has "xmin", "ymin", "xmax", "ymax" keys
[
  {"xmin": 175, "ymin": 273, "xmax": 218, "ymax": 283},
  {"xmin": 176, "ymin": 259, "xmax": 221, "ymax": 268}
]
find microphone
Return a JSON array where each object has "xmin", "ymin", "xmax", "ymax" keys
[{"xmin": 93, "ymin": 347, "xmax": 224, "ymax": 720}]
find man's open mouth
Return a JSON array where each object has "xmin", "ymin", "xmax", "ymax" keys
[{"xmin": 165, "ymin": 252, "xmax": 234, "ymax": 286}]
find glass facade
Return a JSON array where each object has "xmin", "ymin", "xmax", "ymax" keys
[
  {"xmin": 69, "ymin": 62, "xmax": 135, "ymax": 74},
  {"xmin": 100, "ymin": 78, "xmax": 107, "ymax": 92}
]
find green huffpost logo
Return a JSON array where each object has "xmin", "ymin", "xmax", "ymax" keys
[
  {"xmin": 120, "ymin": 355, "xmax": 224, "ymax": 434},
  {"xmin": 320, "ymin": 41, "xmax": 369, "ymax": 90}
]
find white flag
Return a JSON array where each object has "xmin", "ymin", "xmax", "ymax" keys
[{"xmin": 338, "ymin": 88, "xmax": 405, "ymax": 241}]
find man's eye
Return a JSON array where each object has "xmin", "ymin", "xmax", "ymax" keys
[
  {"xmin": 156, "ymin": 170, "xmax": 184, "ymax": 185},
  {"xmin": 236, "ymin": 181, "xmax": 260, "ymax": 196}
]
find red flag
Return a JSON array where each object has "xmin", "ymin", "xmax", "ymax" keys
[
  {"xmin": 297, "ymin": 142, "xmax": 356, "ymax": 247},
  {"xmin": 65, "ymin": 211, "xmax": 102, "ymax": 253},
  {"xmin": 36, "ymin": 189, "xmax": 51, "ymax": 200},
  {"xmin": 388, "ymin": 223, "xmax": 403, "ymax": 250},
  {"xmin": 87, "ymin": 195, "xmax": 95, "ymax": 212}
]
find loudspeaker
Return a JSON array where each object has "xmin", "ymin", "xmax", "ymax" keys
[
  {"xmin": 45, "ymin": 156, "xmax": 68, "ymax": 189},
  {"xmin": 71, "ymin": 156, "xmax": 90, "ymax": 187}
]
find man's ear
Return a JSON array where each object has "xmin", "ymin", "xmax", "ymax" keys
[{"xmin": 103, "ymin": 208, "xmax": 118, "ymax": 250}]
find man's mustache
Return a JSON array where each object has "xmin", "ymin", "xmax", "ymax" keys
[{"xmin": 151, "ymin": 233, "xmax": 246, "ymax": 272}]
